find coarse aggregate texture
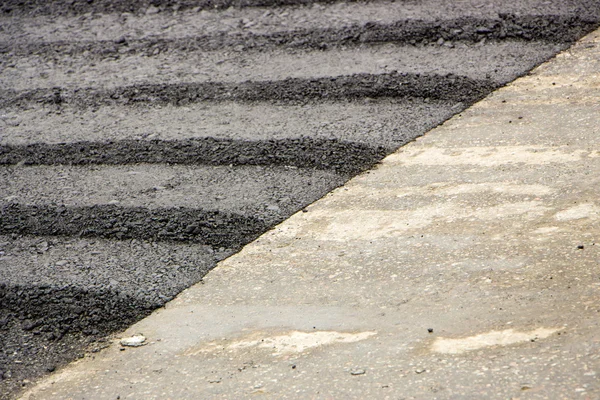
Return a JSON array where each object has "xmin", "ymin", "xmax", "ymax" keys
[
  {"xmin": 18, "ymin": 27, "xmax": 600, "ymax": 400},
  {"xmin": 0, "ymin": 164, "xmax": 346, "ymax": 244},
  {"xmin": 0, "ymin": 100, "xmax": 456, "ymax": 148},
  {"xmin": 0, "ymin": 73, "xmax": 495, "ymax": 108},
  {"xmin": 0, "ymin": 42, "xmax": 566, "ymax": 91},
  {"xmin": 0, "ymin": 204, "xmax": 268, "ymax": 247},
  {"xmin": 2, "ymin": 16, "xmax": 596, "ymax": 56},
  {"xmin": 0, "ymin": 0, "xmax": 372, "ymax": 15},
  {"xmin": 0, "ymin": 235, "xmax": 229, "ymax": 394},
  {"xmin": 1, "ymin": 0, "xmax": 600, "ymax": 398},
  {"xmin": 0, "ymin": 164, "xmax": 343, "ymax": 214},
  {"xmin": 0, "ymin": 138, "xmax": 386, "ymax": 174},
  {"xmin": 3, "ymin": 0, "xmax": 599, "ymax": 44},
  {"xmin": 3, "ymin": 0, "xmax": 600, "ymax": 17}
]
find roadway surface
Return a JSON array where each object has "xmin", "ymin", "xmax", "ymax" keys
[{"xmin": 1, "ymin": 0, "xmax": 600, "ymax": 398}]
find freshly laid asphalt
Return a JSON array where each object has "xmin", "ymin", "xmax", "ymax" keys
[{"xmin": 1, "ymin": 1, "xmax": 600, "ymax": 398}]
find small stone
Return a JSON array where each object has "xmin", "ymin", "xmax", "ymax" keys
[
  {"xmin": 415, "ymin": 368, "xmax": 426, "ymax": 374},
  {"xmin": 37, "ymin": 241, "xmax": 49, "ymax": 253},
  {"xmin": 22, "ymin": 320, "xmax": 41, "ymax": 331},
  {"xmin": 146, "ymin": 5, "xmax": 159, "ymax": 15},
  {"xmin": 350, "ymin": 368, "xmax": 366, "ymax": 375},
  {"xmin": 120, "ymin": 334, "xmax": 147, "ymax": 347},
  {"xmin": 577, "ymin": 245, "xmax": 584, "ymax": 250},
  {"xmin": 428, "ymin": 328, "xmax": 434, "ymax": 333},
  {"xmin": 55, "ymin": 260, "xmax": 68, "ymax": 266}
]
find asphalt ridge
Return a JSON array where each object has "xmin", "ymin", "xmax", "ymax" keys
[
  {"xmin": 3, "ymin": 16, "xmax": 594, "ymax": 56},
  {"xmin": 0, "ymin": 138, "xmax": 386, "ymax": 173},
  {"xmin": 0, "ymin": 73, "xmax": 494, "ymax": 108},
  {"xmin": 1, "ymin": 0, "xmax": 600, "ymax": 398},
  {"xmin": 4, "ymin": 0, "xmax": 600, "ymax": 17},
  {"xmin": 4, "ymin": 0, "xmax": 599, "ymax": 43}
]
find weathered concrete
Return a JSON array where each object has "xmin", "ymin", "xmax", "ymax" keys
[{"xmin": 20, "ymin": 26, "xmax": 600, "ymax": 400}]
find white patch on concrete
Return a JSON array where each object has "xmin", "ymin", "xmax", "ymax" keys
[
  {"xmin": 190, "ymin": 331, "xmax": 376, "ymax": 356},
  {"xmin": 442, "ymin": 183, "xmax": 554, "ymax": 196},
  {"xmin": 229, "ymin": 331, "xmax": 376, "ymax": 355},
  {"xmin": 470, "ymin": 201, "xmax": 550, "ymax": 221},
  {"xmin": 385, "ymin": 146, "xmax": 598, "ymax": 166},
  {"xmin": 431, "ymin": 328, "xmax": 559, "ymax": 354},
  {"xmin": 308, "ymin": 205, "xmax": 455, "ymax": 240},
  {"xmin": 343, "ymin": 183, "xmax": 554, "ymax": 200},
  {"xmin": 305, "ymin": 201, "xmax": 549, "ymax": 241},
  {"xmin": 554, "ymin": 203, "xmax": 600, "ymax": 221},
  {"xmin": 533, "ymin": 226, "xmax": 560, "ymax": 234}
]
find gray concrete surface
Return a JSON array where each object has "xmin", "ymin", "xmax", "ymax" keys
[{"xmin": 21, "ymin": 25, "xmax": 600, "ymax": 400}]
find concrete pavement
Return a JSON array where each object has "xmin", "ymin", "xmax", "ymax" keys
[{"xmin": 21, "ymin": 28, "xmax": 600, "ymax": 399}]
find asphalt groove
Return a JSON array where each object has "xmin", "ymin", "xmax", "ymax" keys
[
  {"xmin": 2, "ymin": 0, "xmax": 600, "ymax": 397},
  {"xmin": 0, "ymin": 203, "xmax": 270, "ymax": 247},
  {"xmin": 1, "ymin": 283, "xmax": 158, "ymax": 336},
  {"xmin": 5, "ymin": 1, "xmax": 598, "ymax": 45},
  {"xmin": 0, "ymin": 138, "xmax": 386, "ymax": 173},
  {"xmin": 0, "ymin": 73, "xmax": 495, "ymax": 109},
  {"xmin": 0, "ymin": 230, "xmax": 226, "ymax": 380},
  {"xmin": 3, "ymin": 15, "xmax": 597, "ymax": 57},
  {"xmin": 1, "ymin": 234, "xmax": 226, "ymax": 330}
]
